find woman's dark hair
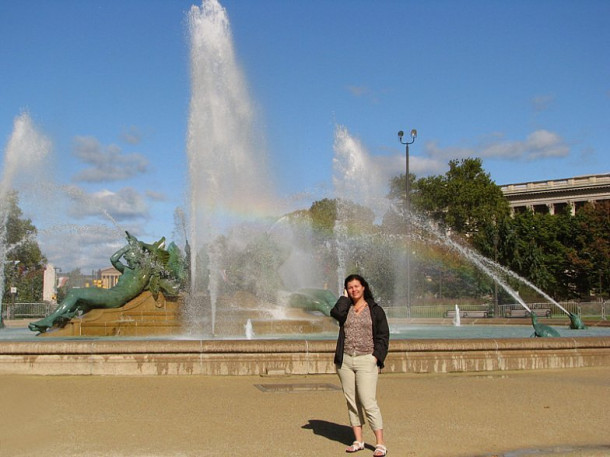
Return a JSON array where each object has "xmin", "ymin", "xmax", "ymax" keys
[{"xmin": 344, "ymin": 274, "xmax": 375, "ymax": 302}]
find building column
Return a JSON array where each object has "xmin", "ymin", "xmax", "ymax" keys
[{"xmin": 568, "ymin": 201, "xmax": 575, "ymax": 216}]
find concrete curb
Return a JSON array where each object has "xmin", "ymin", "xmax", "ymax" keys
[{"xmin": 1, "ymin": 337, "xmax": 608, "ymax": 376}]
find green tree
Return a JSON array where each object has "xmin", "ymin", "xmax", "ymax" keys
[
  {"xmin": 416, "ymin": 159, "xmax": 510, "ymax": 240},
  {"xmin": 2, "ymin": 191, "xmax": 47, "ymax": 303},
  {"xmin": 498, "ymin": 211, "xmax": 565, "ymax": 299},
  {"xmin": 569, "ymin": 202, "xmax": 610, "ymax": 299},
  {"xmin": 306, "ymin": 198, "xmax": 377, "ymax": 293},
  {"xmin": 387, "ymin": 158, "xmax": 511, "ymax": 302},
  {"xmin": 496, "ymin": 203, "xmax": 610, "ymax": 301},
  {"xmin": 309, "ymin": 198, "xmax": 337, "ymax": 234},
  {"xmin": 388, "ymin": 158, "xmax": 510, "ymax": 241}
]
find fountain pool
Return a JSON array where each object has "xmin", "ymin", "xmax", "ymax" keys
[{"xmin": 2, "ymin": 320, "xmax": 610, "ymax": 342}]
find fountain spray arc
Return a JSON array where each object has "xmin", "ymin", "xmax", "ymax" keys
[
  {"xmin": 186, "ymin": 0, "xmax": 277, "ymax": 334},
  {"xmin": 0, "ymin": 113, "xmax": 52, "ymax": 327},
  {"xmin": 407, "ymin": 213, "xmax": 562, "ymax": 337},
  {"xmin": 410, "ymin": 212, "xmax": 585, "ymax": 330},
  {"xmin": 473, "ymin": 253, "xmax": 586, "ymax": 329}
]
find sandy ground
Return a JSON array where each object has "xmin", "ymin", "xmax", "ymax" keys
[{"xmin": 1, "ymin": 367, "xmax": 609, "ymax": 457}]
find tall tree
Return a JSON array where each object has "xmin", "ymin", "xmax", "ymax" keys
[
  {"xmin": 2, "ymin": 191, "xmax": 47, "ymax": 303},
  {"xmin": 387, "ymin": 158, "xmax": 515, "ymax": 303},
  {"xmin": 569, "ymin": 201, "xmax": 610, "ymax": 298},
  {"xmin": 418, "ymin": 159, "xmax": 509, "ymax": 238}
]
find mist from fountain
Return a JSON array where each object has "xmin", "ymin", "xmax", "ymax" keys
[
  {"xmin": 244, "ymin": 318, "xmax": 254, "ymax": 339},
  {"xmin": 171, "ymin": 0, "xmax": 548, "ymax": 335},
  {"xmin": 475, "ymin": 252, "xmax": 569, "ymax": 314},
  {"xmin": 0, "ymin": 113, "xmax": 52, "ymax": 321},
  {"xmin": 186, "ymin": 0, "xmax": 278, "ymax": 334},
  {"xmin": 409, "ymin": 210, "xmax": 573, "ymax": 319},
  {"xmin": 453, "ymin": 304, "xmax": 461, "ymax": 326},
  {"xmin": 332, "ymin": 125, "xmax": 402, "ymax": 296},
  {"xmin": 408, "ymin": 212, "xmax": 534, "ymax": 313},
  {"xmin": 463, "ymin": 236, "xmax": 586, "ymax": 328}
]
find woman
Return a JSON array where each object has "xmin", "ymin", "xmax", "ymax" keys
[{"xmin": 331, "ymin": 274, "xmax": 390, "ymax": 456}]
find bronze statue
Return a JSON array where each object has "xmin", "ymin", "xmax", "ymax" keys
[
  {"xmin": 530, "ymin": 313, "xmax": 560, "ymax": 338},
  {"xmin": 568, "ymin": 312, "xmax": 587, "ymax": 330},
  {"xmin": 29, "ymin": 232, "xmax": 183, "ymax": 333}
]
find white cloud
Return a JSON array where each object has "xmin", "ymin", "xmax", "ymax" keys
[
  {"xmin": 65, "ymin": 185, "xmax": 149, "ymax": 221},
  {"xmin": 424, "ymin": 140, "xmax": 476, "ymax": 161},
  {"xmin": 72, "ymin": 136, "xmax": 149, "ymax": 182},
  {"xmin": 146, "ymin": 190, "xmax": 167, "ymax": 201},
  {"xmin": 40, "ymin": 225, "xmax": 124, "ymax": 271},
  {"xmin": 39, "ymin": 223, "xmax": 157, "ymax": 272},
  {"xmin": 372, "ymin": 153, "xmax": 445, "ymax": 182},
  {"xmin": 410, "ymin": 155, "xmax": 448, "ymax": 177},
  {"xmin": 424, "ymin": 129, "xmax": 569, "ymax": 162},
  {"xmin": 523, "ymin": 129, "xmax": 569, "ymax": 159}
]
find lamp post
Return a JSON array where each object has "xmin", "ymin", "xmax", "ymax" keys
[{"xmin": 398, "ymin": 129, "xmax": 417, "ymax": 317}]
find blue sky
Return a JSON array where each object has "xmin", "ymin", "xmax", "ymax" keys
[{"xmin": 1, "ymin": 0, "xmax": 609, "ymax": 271}]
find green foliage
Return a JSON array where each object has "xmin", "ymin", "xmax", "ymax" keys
[
  {"xmin": 491, "ymin": 203, "xmax": 610, "ymax": 300},
  {"xmin": 2, "ymin": 191, "xmax": 47, "ymax": 303},
  {"xmin": 309, "ymin": 198, "xmax": 337, "ymax": 234},
  {"xmin": 388, "ymin": 172, "xmax": 417, "ymax": 204},
  {"xmin": 497, "ymin": 211, "xmax": 562, "ymax": 297},
  {"xmin": 413, "ymin": 158, "xmax": 510, "ymax": 239},
  {"xmin": 386, "ymin": 158, "xmax": 610, "ymax": 302},
  {"xmin": 386, "ymin": 158, "xmax": 513, "ymax": 302},
  {"xmin": 569, "ymin": 202, "xmax": 610, "ymax": 298}
]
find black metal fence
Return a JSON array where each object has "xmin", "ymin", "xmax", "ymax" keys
[
  {"xmin": 384, "ymin": 301, "xmax": 608, "ymax": 319},
  {"xmin": 2, "ymin": 302, "xmax": 56, "ymax": 319}
]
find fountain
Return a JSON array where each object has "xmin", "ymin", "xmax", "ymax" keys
[
  {"xmin": 0, "ymin": 113, "xmax": 52, "ymax": 328},
  {"xmin": 244, "ymin": 318, "xmax": 254, "ymax": 339},
  {"xmin": 186, "ymin": 0, "xmax": 277, "ymax": 336},
  {"xmin": 0, "ymin": 0, "xmax": 608, "ymax": 376},
  {"xmin": 453, "ymin": 304, "xmax": 461, "ymax": 327},
  {"xmin": 27, "ymin": 232, "xmax": 186, "ymax": 336}
]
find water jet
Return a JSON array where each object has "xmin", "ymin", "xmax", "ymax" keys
[{"xmin": 1, "ymin": 0, "xmax": 607, "ymax": 378}]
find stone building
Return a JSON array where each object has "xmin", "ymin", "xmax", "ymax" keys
[
  {"xmin": 100, "ymin": 267, "xmax": 121, "ymax": 289},
  {"xmin": 500, "ymin": 173, "xmax": 610, "ymax": 215}
]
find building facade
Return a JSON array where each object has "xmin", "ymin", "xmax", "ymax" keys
[
  {"xmin": 500, "ymin": 173, "xmax": 610, "ymax": 215},
  {"xmin": 100, "ymin": 267, "xmax": 121, "ymax": 289}
]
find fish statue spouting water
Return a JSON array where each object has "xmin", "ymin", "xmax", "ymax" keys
[
  {"xmin": 568, "ymin": 312, "xmax": 586, "ymax": 329},
  {"xmin": 530, "ymin": 313, "xmax": 560, "ymax": 338}
]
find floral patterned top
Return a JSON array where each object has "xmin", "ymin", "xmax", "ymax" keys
[{"xmin": 343, "ymin": 304, "xmax": 374, "ymax": 356}]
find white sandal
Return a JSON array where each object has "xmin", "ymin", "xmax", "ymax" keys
[
  {"xmin": 373, "ymin": 444, "xmax": 388, "ymax": 456},
  {"xmin": 345, "ymin": 441, "xmax": 365, "ymax": 453}
]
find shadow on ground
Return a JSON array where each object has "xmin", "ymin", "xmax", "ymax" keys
[{"xmin": 302, "ymin": 419, "xmax": 376, "ymax": 451}]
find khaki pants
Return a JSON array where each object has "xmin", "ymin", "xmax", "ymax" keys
[{"xmin": 336, "ymin": 353, "xmax": 383, "ymax": 431}]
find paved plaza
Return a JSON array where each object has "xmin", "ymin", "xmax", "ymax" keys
[{"xmin": 1, "ymin": 366, "xmax": 609, "ymax": 457}]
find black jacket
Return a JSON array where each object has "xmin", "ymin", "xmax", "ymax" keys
[{"xmin": 330, "ymin": 296, "xmax": 390, "ymax": 369}]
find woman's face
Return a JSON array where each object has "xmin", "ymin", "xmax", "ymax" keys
[{"xmin": 346, "ymin": 279, "xmax": 365, "ymax": 302}]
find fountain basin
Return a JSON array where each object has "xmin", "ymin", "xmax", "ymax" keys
[
  {"xmin": 35, "ymin": 291, "xmax": 183, "ymax": 337},
  {"xmin": 0, "ymin": 336, "xmax": 608, "ymax": 376}
]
